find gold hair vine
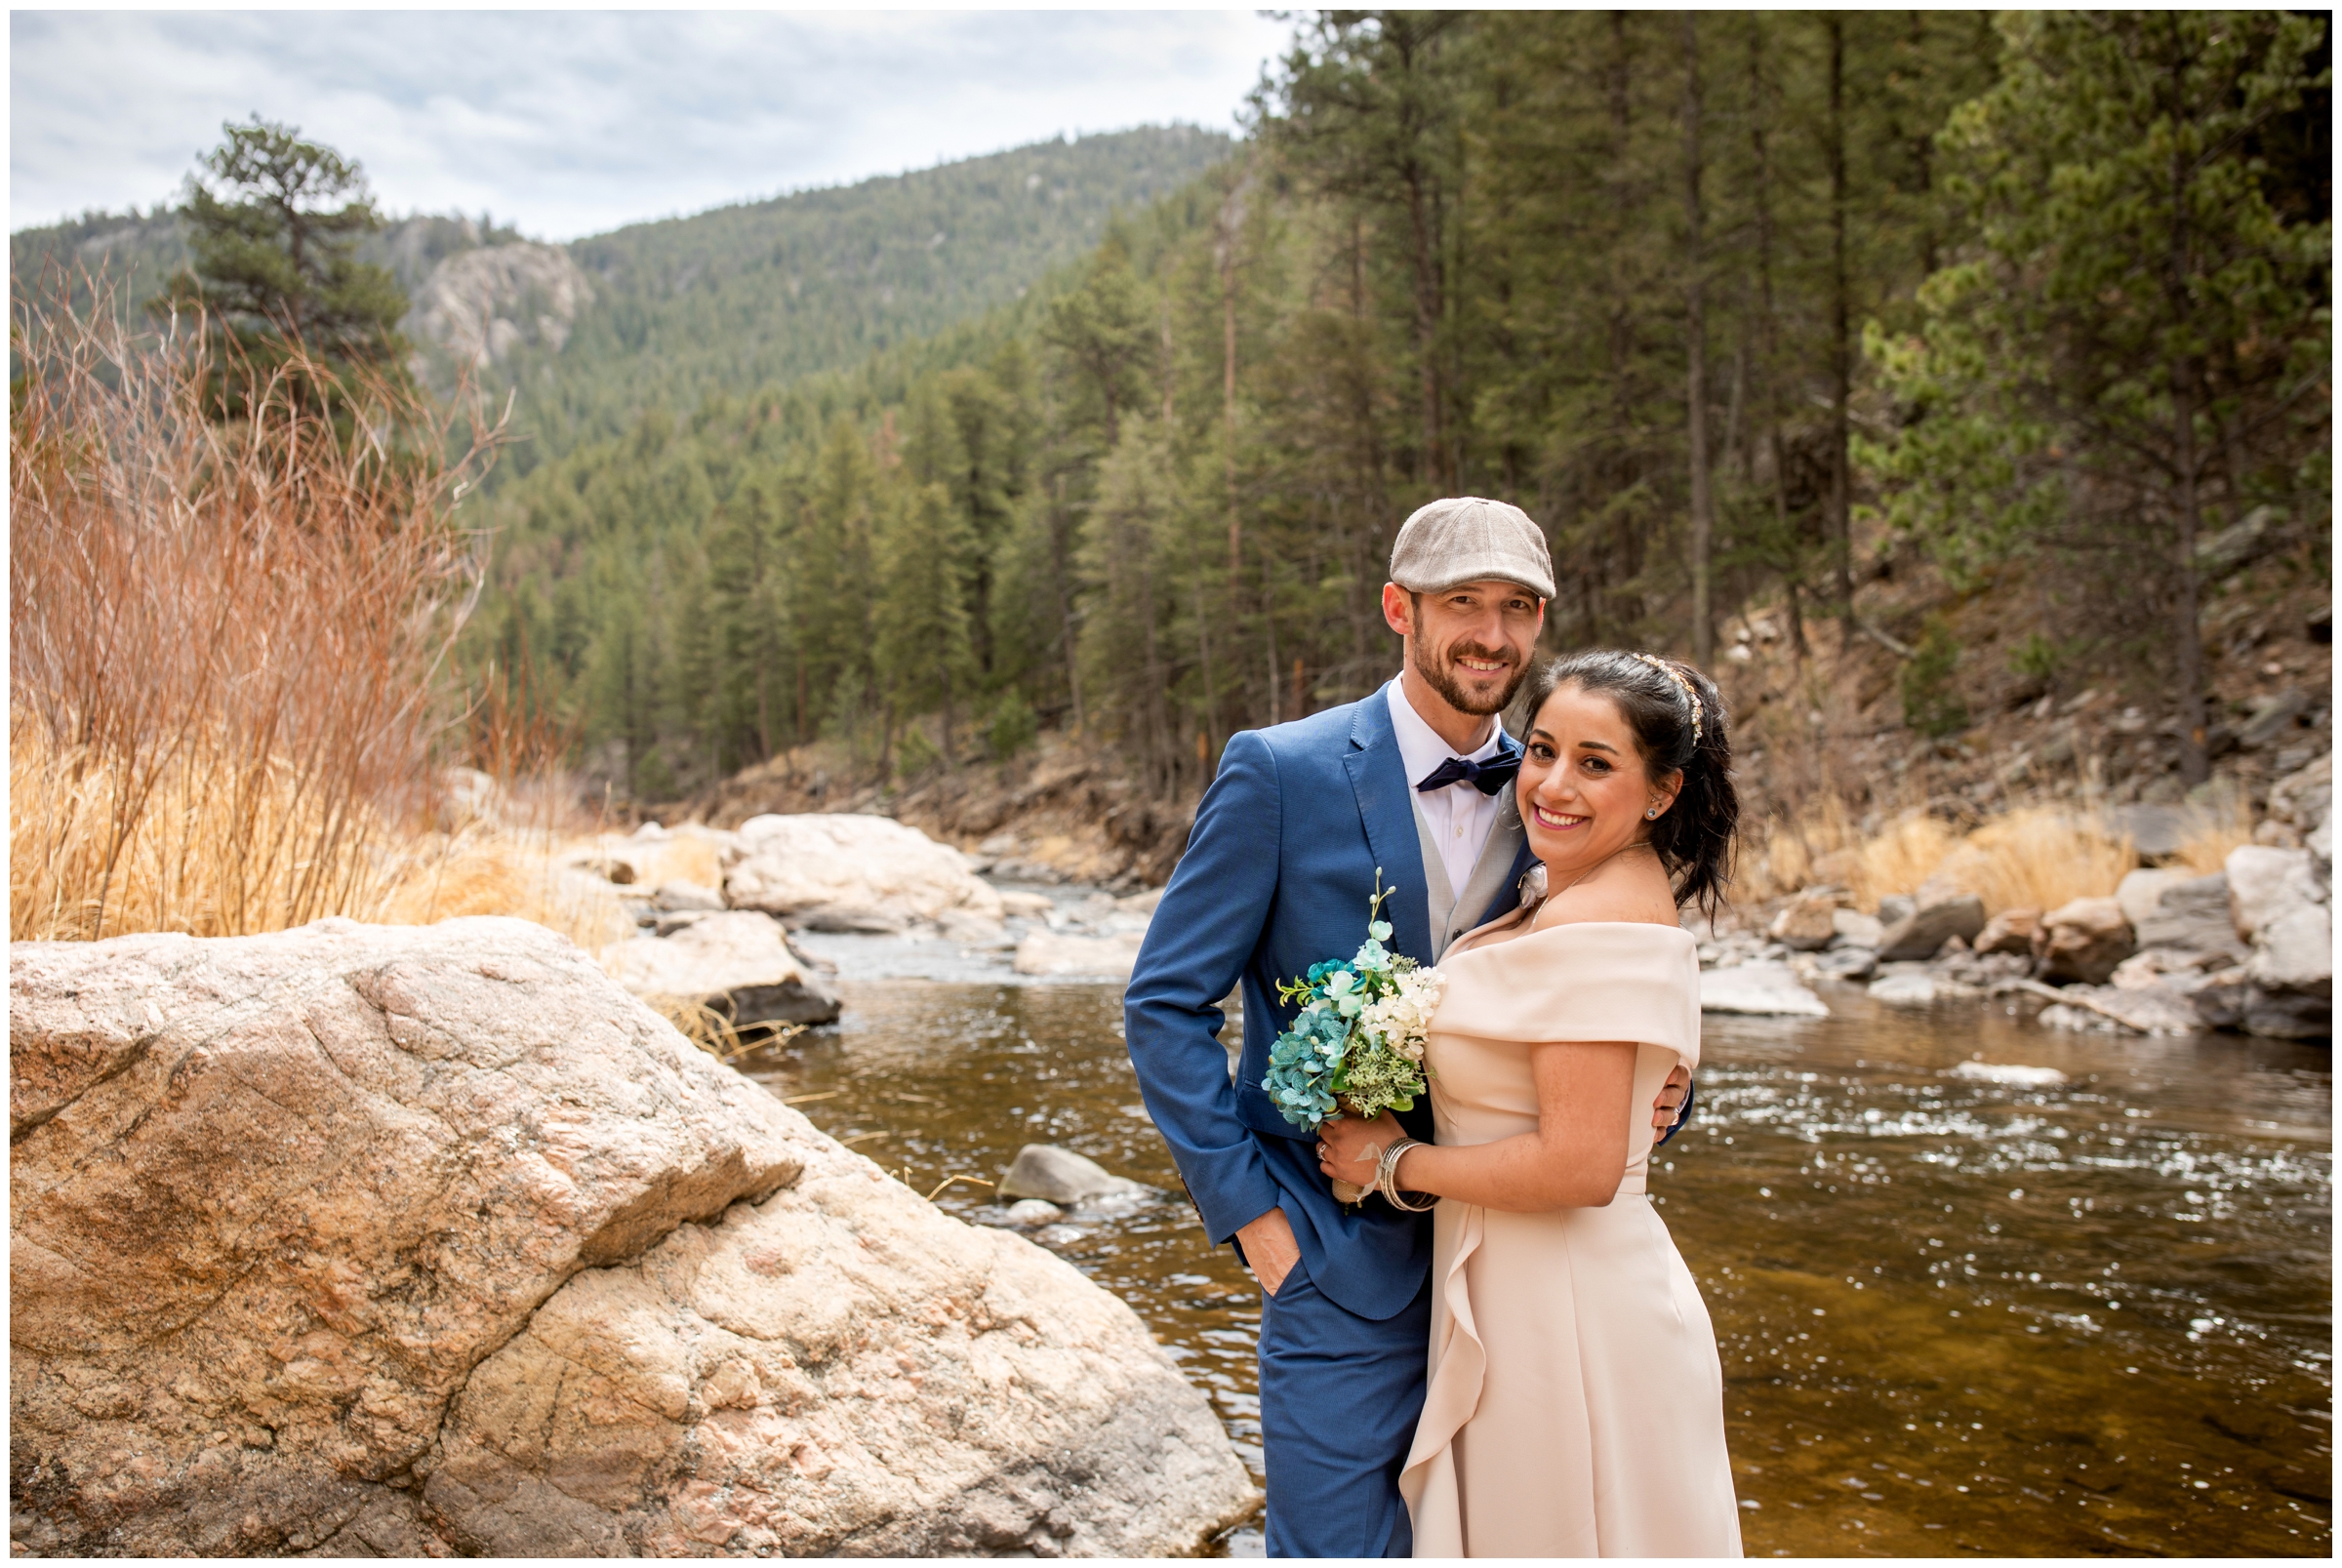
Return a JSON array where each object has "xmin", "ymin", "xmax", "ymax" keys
[{"xmin": 1634, "ymin": 653, "xmax": 1703, "ymax": 744}]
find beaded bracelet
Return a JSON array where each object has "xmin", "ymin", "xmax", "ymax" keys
[{"xmin": 1377, "ymin": 1138, "xmax": 1435, "ymax": 1211}]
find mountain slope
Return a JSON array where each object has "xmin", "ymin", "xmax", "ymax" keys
[
  {"xmin": 11, "ymin": 126, "xmax": 1232, "ymax": 468},
  {"xmin": 533, "ymin": 125, "xmax": 1229, "ymax": 458}
]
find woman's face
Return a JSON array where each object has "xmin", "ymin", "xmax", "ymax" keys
[{"xmin": 1516, "ymin": 682, "xmax": 1681, "ymax": 878}]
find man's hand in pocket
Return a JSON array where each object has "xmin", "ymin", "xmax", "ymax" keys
[{"xmin": 1236, "ymin": 1205, "xmax": 1301, "ymax": 1296}]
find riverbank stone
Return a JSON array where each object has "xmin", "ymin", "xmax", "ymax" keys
[
  {"xmin": 8, "ymin": 918, "xmax": 1255, "ymax": 1556},
  {"xmin": 1767, "ymin": 890, "xmax": 1840, "ymax": 951},
  {"xmin": 2039, "ymin": 897, "xmax": 2136, "ymax": 985},
  {"xmin": 604, "ymin": 909, "xmax": 842, "ymax": 1026},
  {"xmin": 723, "ymin": 813, "xmax": 1007, "ymax": 940},
  {"xmin": 2124, "ymin": 872, "xmax": 2242, "ymax": 961},
  {"xmin": 1876, "ymin": 894, "xmax": 1987, "ymax": 962},
  {"xmin": 1831, "ymin": 908, "xmax": 1884, "ymax": 949},
  {"xmin": 1699, "ymin": 962, "xmax": 1830, "ymax": 1017},
  {"xmin": 1973, "ymin": 907, "xmax": 2040, "ymax": 957}
]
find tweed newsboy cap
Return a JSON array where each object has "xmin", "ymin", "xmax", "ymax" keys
[{"xmin": 1388, "ymin": 496, "xmax": 1555, "ymax": 601}]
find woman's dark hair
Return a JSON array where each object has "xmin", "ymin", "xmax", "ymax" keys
[{"xmin": 1516, "ymin": 649, "xmax": 1739, "ymax": 916}]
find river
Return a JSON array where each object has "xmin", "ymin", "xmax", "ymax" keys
[{"xmin": 747, "ymin": 931, "xmax": 2330, "ymax": 1557}]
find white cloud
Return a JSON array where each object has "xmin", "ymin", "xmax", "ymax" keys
[{"xmin": 10, "ymin": 9, "xmax": 1290, "ymax": 239}]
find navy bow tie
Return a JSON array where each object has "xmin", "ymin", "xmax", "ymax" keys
[{"xmin": 1415, "ymin": 753, "xmax": 1520, "ymax": 795}]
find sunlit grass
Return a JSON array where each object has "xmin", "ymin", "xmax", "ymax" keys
[{"xmin": 1747, "ymin": 799, "xmax": 2138, "ymax": 915}]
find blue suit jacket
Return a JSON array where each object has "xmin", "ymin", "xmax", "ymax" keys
[{"xmin": 1124, "ymin": 693, "xmax": 1535, "ymax": 1320}]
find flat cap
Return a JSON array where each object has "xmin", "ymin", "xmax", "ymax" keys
[{"xmin": 1388, "ymin": 496, "xmax": 1555, "ymax": 601}]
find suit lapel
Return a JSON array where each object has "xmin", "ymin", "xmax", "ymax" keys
[
  {"xmin": 1466, "ymin": 731, "xmax": 1539, "ymax": 934},
  {"xmin": 1344, "ymin": 696, "xmax": 1436, "ymax": 964}
]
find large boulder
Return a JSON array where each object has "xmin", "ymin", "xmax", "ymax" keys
[
  {"xmin": 2266, "ymin": 750, "xmax": 2333, "ymax": 840},
  {"xmin": 724, "ymin": 814, "xmax": 1007, "ymax": 940},
  {"xmin": 1875, "ymin": 894, "xmax": 1987, "ymax": 962},
  {"xmin": 9, "ymin": 919, "xmax": 1255, "ymax": 1556},
  {"xmin": 604, "ymin": 910, "xmax": 842, "ymax": 1026},
  {"xmin": 2227, "ymin": 843, "xmax": 2332, "ymax": 1038},
  {"xmin": 2225, "ymin": 845, "xmax": 2324, "ymax": 939},
  {"xmin": 2123, "ymin": 871, "xmax": 2243, "ymax": 962},
  {"xmin": 2115, "ymin": 867, "xmax": 2198, "ymax": 931},
  {"xmin": 1766, "ymin": 890, "xmax": 1840, "ymax": 952},
  {"xmin": 2039, "ymin": 896, "xmax": 2137, "ymax": 985}
]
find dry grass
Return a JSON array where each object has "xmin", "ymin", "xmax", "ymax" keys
[
  {"xmin": 2172, "ymin": 799, "xmax": 2255, "ymax": 874},
  {"xmin": 1931, "ymin": 809, "xmax": 2138, "ymax": 914},
  {"xmin": 8, "ymin": 268, "xmax": 532, "ymax": 943},
  {"xmin": 13, "ymin": 718, "xmax": 627, "ymax": 950},
  {"xmin": 1747, "ymin": 797, "xmax": 2138, "ymax": 915},
  {"xmin": 638, "ymin": 997, "xmax": 807, "ymax": 1064}
]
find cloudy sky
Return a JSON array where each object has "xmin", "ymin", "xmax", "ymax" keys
[{"xmin": 11, "ymin": 8, "xmax": 1293, "ymax": 239}]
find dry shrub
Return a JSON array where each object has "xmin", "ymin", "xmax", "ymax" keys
[
  {"xmin": 2173, "ymin": 799, "xmax": 2255, "ymax": 874},
  {"xmin": 1930, "ymin": 809, "xmax": 2136, "ymax": 914},
  {"xmin": 1746, "ymin": 798, "xmax": 2136, "ymax": 915},
  {"xmin": 10, "ymin": 271, "xmax": 499, "ymax": 941},
  {"xmin": 379, "ymin": 827, "xmax": 630, "ymax": 953},
  {"xmin": 644, "ymin": 834, "xmax": 725, "ymax": 889}
]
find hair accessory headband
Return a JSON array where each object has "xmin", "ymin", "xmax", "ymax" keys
[{"xmin": 1635, "ymin": 653, "xmax": 1703, "ymax": 744}]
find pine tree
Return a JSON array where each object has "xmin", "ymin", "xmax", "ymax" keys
[{"xmin": 1868, "ymin": 11, "xmax": 2330, "ymax": 784}]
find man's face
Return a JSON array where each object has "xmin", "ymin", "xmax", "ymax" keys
[{"xmin": 1382, "ymin": 579, "xmax": 1545, "ymax": 716}]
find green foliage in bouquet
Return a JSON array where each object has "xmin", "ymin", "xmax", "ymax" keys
[{"xmin": 1261, "ymin": 875, "xmax": 1444, "ymax": 1131}]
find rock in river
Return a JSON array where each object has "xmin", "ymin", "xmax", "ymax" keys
[
  {"xmin": 2039, "ymin": 896, "xmax": 2136, "ymax": 985},
  {"xmin": 1766, "ymin": 890, "xmax": 1840, "ymax": 951},
  {"xmin": 723, "ymin": 813, "xmax": 1008, "ymax": 940},
  {"xmin": 9, "ymin": 918, "xmax": 1257, "ymax": 1556},
  {"xmin": 1698, "ymin": 962, "xmax": 1830, "ymax": 1017},
  {"xmin": 1876, "ymin": 894, "xmax": 1987, "ymax": 962},
  {"xmin": 2226, "ymin": 844, "xmax": 2332, "ymax": 1039},
  {"xmin": 604, "ymin": 908, "xmax": 842, "ymax": 1026},
  {"xmin": 998, "ymin": 1145, "xmax": 1151, "ymax": 1208},
  {"xmin": 1013, "ymin": 929, "xmax": 1148, "ymax": 979}
]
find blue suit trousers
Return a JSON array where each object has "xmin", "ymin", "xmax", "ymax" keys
[{"xmin": 1256, "ymin": 1237, "xmax": 1434, "ymax": 1558}]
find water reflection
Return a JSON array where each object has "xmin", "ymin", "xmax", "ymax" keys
[{"xmin": 743, "ymin": 980, "xmax": 2328, "ymax": 1557}]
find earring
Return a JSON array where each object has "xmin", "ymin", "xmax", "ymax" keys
[{"xmin": 1646, "ymin": 807, "xmax": 1660, "ymax": 819}]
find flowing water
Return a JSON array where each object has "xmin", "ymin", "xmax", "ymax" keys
[{"xmin": 743, "ymin": 939, "xmax": 2329, "ymax": 1557}]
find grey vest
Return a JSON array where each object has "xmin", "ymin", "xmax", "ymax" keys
[{"xmin": 1410, "ymin": 787, "xmax": 1528, "ymax": 959}]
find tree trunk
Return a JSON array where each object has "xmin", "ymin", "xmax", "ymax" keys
[
  {"xmin": 1262, "ymin": 554, "xmax": 1281, "ymax": 727},
  {"xmin": 1050, "ymin": 474, "xmax": 1084, "ymax": 734},
  {"xmin": 1225, "ymin": 234, "xmax": 1241, "ymax": 585},
  {"xmin": 1682, "ymin": 14, "xmax": 1714, "ymax": 667},
  {"xmin": 1751, "ymin": 16, "xmax": 1802, "ymax": 664},
  {"xmin": 1405, "ymin": 167, "xmax": 1447, "ymax": 491},
  {"xmin": 1605, "ymin": 10, "xmax": 1637, "ymax": 634},
  {"xmin": 1827, "ymin": 14, "xmax": 1856, "ymax": 650},
  {"xmin": 2166, "ymin": 139, "xmax": 2209, "ymax": 785}
]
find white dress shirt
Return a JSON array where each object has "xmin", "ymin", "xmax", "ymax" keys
[{"xmin": 1385, "ymin": 676, "xmax": 1507, "ymax": 904}]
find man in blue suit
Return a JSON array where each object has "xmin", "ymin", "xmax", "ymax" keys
[{"xmin": 1125, "ymin": 498, "xmax": 1691, "ymax": 1556}]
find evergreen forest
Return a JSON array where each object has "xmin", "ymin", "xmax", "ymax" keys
[{"xmin": 24, "ymin": 13, "xmax": 2329, "ymax": 817}]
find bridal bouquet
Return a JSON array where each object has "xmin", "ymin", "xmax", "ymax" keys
[{"xmin": 1262, "ymin": 875, "xmax": 1444, "ymax": 1200}]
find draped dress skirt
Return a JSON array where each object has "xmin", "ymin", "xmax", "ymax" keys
[{"xmin": 1397, "ymin": 920, "xmax": 1743, "ymax": 1558}]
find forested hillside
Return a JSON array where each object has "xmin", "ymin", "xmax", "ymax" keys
[
  {"xmin": 12, "ymin": 126, "xmax": 1232, "ymax": 471},
  {"xmin": 462, "ymin": 10, "xmax": 2330, "ymax": 821}
]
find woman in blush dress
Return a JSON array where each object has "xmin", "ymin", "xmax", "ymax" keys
[{"xmin": 1318, "ymin": 649, "xmax": 1744, "ymax": 1558}]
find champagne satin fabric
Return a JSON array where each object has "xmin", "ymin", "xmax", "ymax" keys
[{"xmin": 1397, "ymin": 918, "xmax": 1743, "ymax": 1558}]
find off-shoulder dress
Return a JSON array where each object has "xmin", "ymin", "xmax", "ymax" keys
[{"xmin": 1397, "ymin": 915, "xmax": 1743, "ymax": 1558}]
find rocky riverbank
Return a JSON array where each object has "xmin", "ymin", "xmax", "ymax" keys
[
  {"xmin": 8, "ymin": 918, "xmax": 1258, "ymax": 1556},
  {"xmin": 1716, "ymin": 749, "xmax": 2331, "ymax": 1040}
]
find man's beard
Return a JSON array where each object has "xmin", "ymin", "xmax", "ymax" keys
[{"xmin": 1412, "ymin": 636, "xmax": 1528, "ymax": 717}]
